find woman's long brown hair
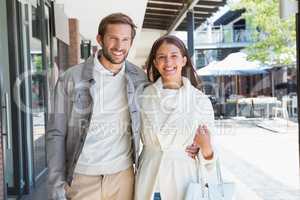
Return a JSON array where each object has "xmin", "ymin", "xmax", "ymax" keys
[{"xmin": 145, "ymin": 35, "xmax": 202, "ymax": 90}]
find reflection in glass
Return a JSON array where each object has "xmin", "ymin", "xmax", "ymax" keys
[
  {"xmin": 30, "ymin": 3, "xmax": 47, "ymax": 178},
  {"xmin": 31, "ymin": 53, "xmax": 47, "ymax": 177}
]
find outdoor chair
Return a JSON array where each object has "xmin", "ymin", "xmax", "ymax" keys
[
  {"xmin": 272, "ymin": 96, "xmax": 289, "ymax": 120},
  {"xmin": 291, "ymin": 95, "xmax": 298, "ymax": 117}
]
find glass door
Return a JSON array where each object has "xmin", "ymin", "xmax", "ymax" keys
[
  {"xmin": 17, "ymin": 0, "xmax": 35, "ymax": 193},
  {"xmin": 29, "ymin": 0, "xmax": 48, "ymax": 180},
  {"xmin": 1, "ymin": 0, "xmax": 55, "ymax": 198},
  {"xmin": 28, "ymin": 0, "xmax": 55, "ymax": 181},
  {"xmin": 0, "ymin": 1, "xmax": 20, "ymax": 195}
]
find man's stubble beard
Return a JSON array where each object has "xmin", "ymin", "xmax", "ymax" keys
[{"xmin": 101, "ymin": 45, "xmax": 129, "ymax": 65}]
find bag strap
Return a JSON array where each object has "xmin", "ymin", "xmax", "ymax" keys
[
  {"xmin": 216, "ymin": 158, "xmax": 225, "ymax": 197},
  {"xmin": 197, "ymin": 155, "xmax": 226, "ymax": 197},
  {"xmin": 196, "ymin": 155, "xmax": 206, "ymax": 198}
]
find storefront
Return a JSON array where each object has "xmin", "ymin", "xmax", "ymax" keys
[{"xmin": 0, "ymin": 0, "xmax": 60, "ymax": 198}]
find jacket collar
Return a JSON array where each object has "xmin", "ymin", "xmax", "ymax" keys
[
  {"xmin": 81, "ymin": 55, "xmax": 95, "ymax": 83},
  {"xmin": 81, "ymin": 52, "xmax": 139, "ymax": 83},
  {"xmin": 143, "ymin": 77, "xmax": 195, "ymax": 134}
]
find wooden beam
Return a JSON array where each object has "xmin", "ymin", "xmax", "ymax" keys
[
  {"xmin": 144, "ymin": 19, "xmax": 174, "ymax": 26},
  {"xmin": 182, "ymin": 17, "xmax": 205, "ymax": 22},
  {"xmin": 167, "ymin": 0, "xmax": 201, "ymax": 33},
  {"xmin": 146, "ymin": 8, "xmax": 179, "ymax": 15},
  {"xmin": 143, "ymin": 24, "xmax": 169, "ymax": 30},
  {"xmin": 196, "ymin": 0, "xmax": 225, "ymax": 6},
  {"xmin": 194, "ymin": 6, "xmax": 219, "ymax": 13},
  {"xmin": 143, "ymin": 20, "xmax": 171, "ymax": 26},
  {"xmin": 147, "ymin": 2, "xmax": 183, "ymax": 10},
  {"xmin": 149, "ymin": 0, "xmax": 185, "ymax": 4},
  {"xmin": 193, "ymin": 13, "xmax": 211, "ymax": 18},
  {"xmin": 145, "ymin": 13, "xmax": 178, "ymax": 18},
  {"xmin": 144, "ymin": 16, "xmax": 175, "ymax": 21}
]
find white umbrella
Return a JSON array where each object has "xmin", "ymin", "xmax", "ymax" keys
[{"xmin": 197, "ymin": 52, "xmax": 270, "ymax": 76}]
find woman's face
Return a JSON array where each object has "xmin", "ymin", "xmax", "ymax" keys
[{"xmin": 154, "ymin": 42, "xmax": 187, "ymax": 85}]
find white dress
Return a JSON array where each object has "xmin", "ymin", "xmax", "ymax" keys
[{"xmin": 135, "ymin": 77, "xmax": 216, "ymax": 200}]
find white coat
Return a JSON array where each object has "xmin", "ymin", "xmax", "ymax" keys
[{"xmin": 135, "ymin": 77, "xmax": 216, "ymax": 200}]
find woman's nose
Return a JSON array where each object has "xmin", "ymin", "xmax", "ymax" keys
[{"xmin": 164, "ymin": 57, "xmax": 173, "ymax": 65}]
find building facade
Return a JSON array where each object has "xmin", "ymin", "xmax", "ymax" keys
[{"xmin": 0, "ymin": 0, "xmax": 82, "ymax": 198}]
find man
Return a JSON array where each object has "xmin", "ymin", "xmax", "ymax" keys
[{"xmin": 47, "ymin": 13, "xmax": 198, "ymax": 200}]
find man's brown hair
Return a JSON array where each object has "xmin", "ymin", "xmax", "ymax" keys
[{"xmin": 98, "ymin": 13, "xmax": 137, "ymax": 39}]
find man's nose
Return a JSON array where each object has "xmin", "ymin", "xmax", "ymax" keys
[{"xmin": 114, "ymin": 40, "xmax": 122, "ymax": 49}]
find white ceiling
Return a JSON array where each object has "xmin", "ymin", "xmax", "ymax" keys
[{"xmin": 56, "ymin": 0, "xmax": 149, "ymax": 60}]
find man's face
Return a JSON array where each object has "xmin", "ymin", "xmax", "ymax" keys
[{"xmin": 97, "ymin": 24, "xmax": 133, "ymax": 65}]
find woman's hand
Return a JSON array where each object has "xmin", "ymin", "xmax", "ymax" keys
[{"xmin": 194, "ymin": 125, "xmax": 214, "ymax": 160}]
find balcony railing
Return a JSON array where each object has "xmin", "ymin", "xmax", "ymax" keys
[{"xmin": 194, "ymin": 26, "xmax": 257, "ymax": 46}]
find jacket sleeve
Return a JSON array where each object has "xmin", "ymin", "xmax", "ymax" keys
[
  {"xmin": 195, "ymin": 91, "xmax": 217, "ymax": 169},
  {"xmin": 46, "ymin": 76, "xmax": 69, "ymax": 200}
]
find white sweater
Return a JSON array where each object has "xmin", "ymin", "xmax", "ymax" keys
[{"xmin": 74, "ymin": 55, "xmax": 132, "ymax": 175}]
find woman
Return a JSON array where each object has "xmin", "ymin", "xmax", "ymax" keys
[{"xmin": 135, "ymin": 35, "xmax": 216, "ymax": 200}]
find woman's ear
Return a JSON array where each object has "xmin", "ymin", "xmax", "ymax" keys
[
  {"xmin": 183, "ymin": 56, "xmax": 187, "ymax": 67},
  {"xmin": 153, "ymin": 58, "xmax": 157, "ymax": 65},
  {"xmin": 153, "ymin": 59, "xmax": 158, "ymax": 68}
]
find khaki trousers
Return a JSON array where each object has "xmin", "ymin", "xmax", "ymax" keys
[{"xmin": 65, "ymin": 166, "xmax": 134, "ymax": 200}]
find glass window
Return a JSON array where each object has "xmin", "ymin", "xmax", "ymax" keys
[{"xmin": 29, "ymin": 1, "xmax": 47, "ymax": 178}]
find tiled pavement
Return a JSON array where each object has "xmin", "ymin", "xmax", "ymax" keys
[
  {"xmin": 21, "ymin": 174, "xmax": 47, "ymax": 200},
  {"xmin": 21, "ymin": 118, "xmax": 300, "ymax": 200},
  {"xmin": 214, "ymin": 118, "xmax": 300, "ymax": 200},
  {"xmin": 220, "ymin": 147, "xmax": 300, "ymax": 200}
]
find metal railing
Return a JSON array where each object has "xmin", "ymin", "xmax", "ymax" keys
[{"xmin": 194, "ymin": 25, "xmax": 257, "ymax": 45}]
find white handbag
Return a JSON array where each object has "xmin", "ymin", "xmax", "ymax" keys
[{"xmin": 185, "ymin": 156, "xmax": 236, "ymax": 200}]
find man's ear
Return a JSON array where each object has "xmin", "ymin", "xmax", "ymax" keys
[{"xmin": 96, "ymin": 34, "xmax": 103, "ymax": 46}]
